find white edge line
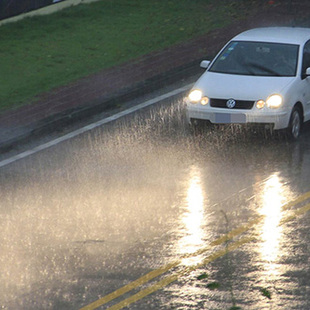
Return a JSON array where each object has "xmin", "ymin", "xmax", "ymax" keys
[{"xmin": 0, "ymin": 84, "xmax": 192, "ymax": 169}]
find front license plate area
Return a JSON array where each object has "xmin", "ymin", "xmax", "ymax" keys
[{"xmin": 214, "ymin": 113, "xmax": 246, "ymax": 124}]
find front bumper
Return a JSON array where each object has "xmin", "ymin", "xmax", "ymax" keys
[{"xmin": 186, "ymin": 105, "xmax": 290, "ymax": 130}]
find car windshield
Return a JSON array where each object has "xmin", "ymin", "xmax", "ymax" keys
[{"xmin": 209, "ymin": 41, "xmax": 299, "ymax": 77}]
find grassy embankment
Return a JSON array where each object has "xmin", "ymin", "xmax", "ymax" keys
[{"xmin": 0, "ymin": 0, "xmax": 241, "ymax": 111}]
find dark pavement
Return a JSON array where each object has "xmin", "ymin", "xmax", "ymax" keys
[{"xmin": 0, "ymin": 1, "xmax": 309, "ymax": 153}]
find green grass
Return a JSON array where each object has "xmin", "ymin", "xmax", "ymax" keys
[{"xmin": 0, "ymin": 0, "xmax": 238, "ymax": 110}]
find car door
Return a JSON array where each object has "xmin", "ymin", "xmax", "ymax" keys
[{"xmin": 301, "ymin": 40, "xmax": 310, "ymax": 122}]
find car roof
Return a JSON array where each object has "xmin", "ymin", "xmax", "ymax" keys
[{"xmin": 232, "ymin": 27, "xmax": 310, "ymax": 45}]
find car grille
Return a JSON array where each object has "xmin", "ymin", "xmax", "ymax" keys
[{"xmin": 210, "ymin": 98, "xmax": 255, "ymax": 110}]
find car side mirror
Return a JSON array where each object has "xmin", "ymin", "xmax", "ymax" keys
[
  {"xmin": 306, "ymin": 67, "xmax": 310, "ymax": 77},
  {"xmin": 200, "ymin": 60, "xmax": 211, "ymax": 69}
]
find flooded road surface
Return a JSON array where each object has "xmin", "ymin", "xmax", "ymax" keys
[{"xmin": 1, "ymin": 97, "xmax": 310, "ymax": 309}]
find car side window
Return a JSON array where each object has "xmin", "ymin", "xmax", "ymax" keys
[{"xmin": 302, "ymin": 40, "xmax": 310, "ymax": 78}]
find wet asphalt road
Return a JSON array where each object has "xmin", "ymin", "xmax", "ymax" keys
[{"xmin": 1, "ymin": 95, "xmax": 310, "ymax": 310}]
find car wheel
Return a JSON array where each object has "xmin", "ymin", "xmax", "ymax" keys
[{"xmin": 287, "ymin": 106, "xmax": 302, "ymax": 140}]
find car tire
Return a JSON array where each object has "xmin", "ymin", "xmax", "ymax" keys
[{"xmin": 287, "ymin": 106, "xmax": 302, "ymax": 140}]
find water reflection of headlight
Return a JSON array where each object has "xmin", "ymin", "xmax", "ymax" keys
[
  {"xmin": 183, "ymin": 168, "xmax": 204, "ymax": 252},
  {"xmin": 260, "ymin": 174, "xmax": 284, "ymax": 265},
  {"xmin": 176, "ymin": 166, "xmax": 206, "ymax": 266}
]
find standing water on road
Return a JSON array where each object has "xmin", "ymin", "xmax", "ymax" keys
[{"xmin": 1, "ymin": 98, "xmax": 310, "ymax": 309}]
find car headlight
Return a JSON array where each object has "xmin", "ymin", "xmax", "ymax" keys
[
  {"xmin": 266, "ymin": 94, "xmax": 283, "ymax": 108},
  {"xmin": 256, "ymin": 99, "xmax": 265, "ymax": 109},
  {"xmin": 201, "ymin": 97, "xmax": 209, "ymax": 105},
  {"xmin": 188, "ymin": 90, "xmax": 202, "ymax": 103}
]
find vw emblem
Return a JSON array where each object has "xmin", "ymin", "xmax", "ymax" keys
[{"xmin": 226, "ymin": 99, "xmax": 236, "ymax": 109}]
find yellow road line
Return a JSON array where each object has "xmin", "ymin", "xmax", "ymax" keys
[
  {"xmin": 80, "ymin": 217, "xmax": 263, "ymax": 310},
  {"xmin": 80, "ymin": 192, "xmax": 310, "ymax": 310},
  {"xmin": 107, "ymin": 203, "xmax": 310, "ymax": 310},
  {"xmin": 282, "ymin": 191, "xmax": 310, "ymax": 211},
  {"xmin": 107, "ymin": 236, "xmax": 256, "ymax": 310},
  {"xmin": 106, "ymin": 274, "xmax": 179, "ymax": 310},
  {"xmin": 79, "ymin": 262, "xmax": 179, "ymax": 310},
  {"xmin": 280, "ymin": 202, "xmax": 310, "ymax": 225}
]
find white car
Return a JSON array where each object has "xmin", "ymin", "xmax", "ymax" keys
[{"xmin": 186, "ymin": 27, "xmax": 310, "ymax": 139}]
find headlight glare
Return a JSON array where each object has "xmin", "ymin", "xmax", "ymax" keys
[
  {"xmin": 201, "ymin": 97, "xmax": 209, "ymax": 105},
  {"xmin": 266, "ymin": 94, "xmax": 283, "ymax": 108},
  {"xmin": 256, "ymin": 99, "xmax": 265, "ymax": 109},
  {"xmin": 188, "ymin": 90, "xmax": 202, "ymax": 103}
]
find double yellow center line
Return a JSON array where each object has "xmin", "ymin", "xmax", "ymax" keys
[{"xmin": 81, "ymin": 191, "xmax": 310, "ymax": 310}]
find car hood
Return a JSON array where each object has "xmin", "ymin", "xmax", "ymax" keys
[{"xmin": 193, "ymin": 72, "xmax": 295, "ymax": 101}]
